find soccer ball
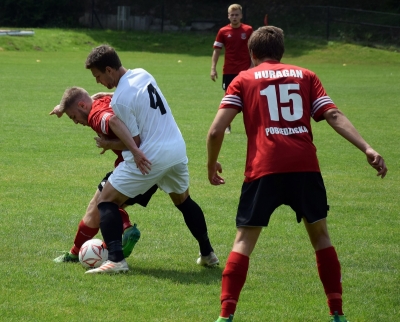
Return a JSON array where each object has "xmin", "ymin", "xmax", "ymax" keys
[{"xmin": 79, "ymin": 239, "xmax": 108, "ymax": 268}]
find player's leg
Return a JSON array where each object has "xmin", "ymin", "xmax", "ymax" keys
[
  {"xmin": 169, "ymin": 189, "xmax": 218, "ymax": 266},
  {"xmin": 87, "ymin": 163, "xmax": 156, "ymax": 274},
  {"xmin": 160, "ymin": 161, "xmax": 217, "ymax": 266},
  {"xmin": 119, "ymin": 207, "xmax": 140, "ymax": 258},
  {"xmin": 99, "ymin": 171, "xmax": 134, "ymax": 232},
  {"xmin": 73, "ymin": 189, "xmax": 101, "ymax": 251},
  {"xmin": 120, "ymin": 184, "xmax": 158, "ymax": 258},
  {"xmin": 86, "ymin": 181, "xmax": 129, "ymax": 273},
  {"xmin": 54, "ymin": 189, "xmax": 129, "ymax": 263},
  {"xmin": 298, "ymin": 172, "xmax": 347, "ymax": 321},
  {"xmin": 216, "ymin": 227, "xmax": 262, "ymax": 322},
  {"xmin": 216, "ymin": 174, "xmax": 280, "ymax": 322},
  {"xmin": 98, "ymin": 171, "xmax": 145, "ymax": 259},
  {"xmin": 82, "ymin": 200, "xmax": 140, "ymax": 260},
  {"xmin": 86, "ymin": 182, "xmax": 129, "ymax": 274},
  {"xmin": 53, "ymin": 189, "xmax": 101, "ymax": 263},
  {"xmin": 304, "ymin": 219, "xmax": 347, "ymax": 321}
]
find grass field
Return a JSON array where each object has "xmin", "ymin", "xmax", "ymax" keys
[{"xmin": 0, "ymin": 29, "xmax": 399, "ymax": 322}]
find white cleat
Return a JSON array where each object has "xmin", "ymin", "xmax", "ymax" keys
[
  {"xmin": 197, "ymin": 252, "xmax": 219, "ymax": 267},
  {"xmin": 85, "ymin": 259, "xmax": 129, "ymax": 274}
]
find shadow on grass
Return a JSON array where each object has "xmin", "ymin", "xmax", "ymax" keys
[
  {"xmin": 0, "ymin": 27, "xmax": 330, "ymax": 57},
  {"xmin": 284, "ymin": 36, "xmax": 329, "ymax": 58},
  {"xmin": 128, "ymin": 265, "xmax": 222, "ymax": 285},
  {"xmin": 83, "ymin": 29, "xmax": 217, "ymax": 57},
  {"xmin": 83, "ymin": 29, "xmax": 329, "ymax": 58}
]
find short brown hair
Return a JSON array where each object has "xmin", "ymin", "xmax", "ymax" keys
[
  {"xmin": 59, "ymin": 87, "xmax": 90, "ymax": 113},
  {"xmin": 85, "ymin": 45, "xmax": 122, "ymax": 73},
  {"xmin": 248, "ymin": 26, "xmax": 285, "ymax": 62}
]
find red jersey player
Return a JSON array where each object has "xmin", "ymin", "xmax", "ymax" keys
[
  {"xmin": 207, "ymin": 26, "xmax": 387, "ymax": 322},
  {"xmin": 210, "ymin": 3, "xmax": 253, "ymax": 133},
  {"xmin": 50, "ymin": 90, "xmax": 157, "ymax": 264}
]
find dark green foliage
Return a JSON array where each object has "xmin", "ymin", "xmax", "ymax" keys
[
  {"xmin": 0, "ymin": 0, "xmax": 85, "ymax": 27},
  {"xmin": 1, "ymin": 0, "xmax": 399, "ymax": 45}
]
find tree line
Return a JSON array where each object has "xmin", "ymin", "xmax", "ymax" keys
[{"xmin": 1, "ymin": 0, "xmax": 398, "ymax": 28}]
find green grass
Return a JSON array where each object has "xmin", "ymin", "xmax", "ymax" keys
[{"xmin": 0, "ymin": 28, "xmax": 399, "ymax": 321}]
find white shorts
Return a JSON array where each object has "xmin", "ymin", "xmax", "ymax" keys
[{"xmin": 108, "ymin": 160, "xmax": 189, "ymax": 198}]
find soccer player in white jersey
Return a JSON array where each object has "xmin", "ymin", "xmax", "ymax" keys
[
  {"xmin": 206, "ymin": 26, "xmax": 387, "ymax": 322},
  {"xmin": 83, "ymin": 45, "xmax": 219, "ymax": 274}
]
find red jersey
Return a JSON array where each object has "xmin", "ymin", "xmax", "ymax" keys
[
  {"xmin": 87, "ymin": 96, "xmax": 123, "ymax": 168},
  {"xmin": 213, "ymin": 23, "xmax": 253, "ymax": 75},
  {"xmin": 220, "ymin": 60, "xmax": 337, "ymax": 182}
]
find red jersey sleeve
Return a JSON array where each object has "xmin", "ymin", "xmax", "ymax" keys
[
  {"xmin": 219, "ymin": 75, "xmax": 243, "ymax": 112},
  {"xmin": 310, "ymin": 73, "xmax": 337, "ymax": 122},
  {"xmin": 88, "ymin": 96, "xmax": 123, "ymax": 168},
  {"xmin": 88, "ymin": 97, "xmax": 117, "ymax": 138},
  {"xmin": 213, "ymin": 27, "xmax": 225, "ymax": 49}
]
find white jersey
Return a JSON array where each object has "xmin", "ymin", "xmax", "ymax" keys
[{"xmin": 111, "ymin": 68, "xmax": 187, "ymax": 172}]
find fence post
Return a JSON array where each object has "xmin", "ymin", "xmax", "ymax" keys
[
  {"xmin": 326, "ymin": 6, "xmax": 330, "ymax": 40},
  {"xmin": 91, "ymin": 0, "xmax": 103, "ymax": 29}
]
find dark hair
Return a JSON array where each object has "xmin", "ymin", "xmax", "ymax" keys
[
  {"xmin": 85, "ymin": 45, "xmax": 122, "ymax": 73},
  {"xmin": 248, "ymin": 26, "xmax": 284, "ymax": 61}
]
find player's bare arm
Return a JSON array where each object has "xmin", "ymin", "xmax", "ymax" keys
[
  {"xmin": 95, "ymin": 133, "xmax": 141, "ymax": 154},
  {"xmin": 323, "ymin": 108, "xmax": 387, "ymax": 178},
  {"xmin": 211, "ymin": 48, "xmax": 221, "ymax": 81},
  {"xmin": 108, "ymin": 115, "xmax": 152, "ymax": 175},
  {"xmin": 206, "ymin": 108, "xmax": 238, "ymax": 185}
]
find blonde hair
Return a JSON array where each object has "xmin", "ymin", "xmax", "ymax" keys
[
  {"xmin": 228, "ymin": 4, "xmax": 242, "ymax": 13},
  {"xmin": 59, "ymin": 87, "xmax": 90, "ymax": 113}
]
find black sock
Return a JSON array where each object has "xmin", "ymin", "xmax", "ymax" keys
[
  {"xmin": 175, "ymin": 196, "xmax": 213, "ymax": 256},
  {"xmin": 98, "ymin": 202, "xmax": 124, "ymax": 262}
]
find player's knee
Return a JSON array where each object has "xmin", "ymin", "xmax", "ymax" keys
[
  {"xmin": 83, "ymin": 208, "xmax": 100, "ymax": 227},
  {"xmin": 170, "ymin": 190, "xmax": 189, "ymax": 205}
]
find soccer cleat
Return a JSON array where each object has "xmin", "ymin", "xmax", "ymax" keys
[
  {"xmin": 85, "ymin": 259, "xmax": 129, "ymax": 274},
  {"xmin": 122, "ymin": 223, "xmax": 141, "ymax": 258},
  {"xmin": 197, "ymin": 251, "xmax": 219, "ymax": 267},
  {"xmin": 215, "ymin": 314, "xmax": 234, "ymax": 322},
  {"xmin": 329, "ymin": 311, "xmax": 349, "ymax": 322},
  {"xmin": 53, "ymin": 252, "xmax": 79, "ymax": 263},
  {"xmin": 225, "ymin": 126, "xmax": 231, "ymax": 134}
]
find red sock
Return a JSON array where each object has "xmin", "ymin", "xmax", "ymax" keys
[
  {"xmin": 220, "ymin": 251, "xmax": 249, "ymax": 318},
  {"xmin": 316, "ymin": 246, "xmax": 343, "ymax": 315},
  {"xmin": 70, "ymin": 220, "xmax": 99, "ymax": 255},
  {"xmin": 119, "ymin": 208, "xmax": 132, "ymax": 231}
]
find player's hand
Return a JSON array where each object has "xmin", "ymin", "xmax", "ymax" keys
[
  {"xmin": 210, "ymin": 69, "xmax": 218, "ymax": 82},
  {"xmin": 94, "ymin": 136, "xmax": 109, "ymax": 155},
  {"xmin": 133, "ymin": 150, "xmax": 152, "ymax": 175},
  {"xmin": 208, "ymin": 161, "xmax": 225, "ymax": 185},
  {"xmin": 49, "ymin": 105, "xmax": 63, "ymax": 118},
  {"xmin": 91, "ymin": 92, "xmax": 113, "ymax": 100},
  {"xmin": 365, "ymin": 147, "xmax": 387, "ymax": 178}
]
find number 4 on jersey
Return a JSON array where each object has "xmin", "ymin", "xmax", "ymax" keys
[{"xmin": 147, "ymin": 83, "xmax": 166, "ymax": 115}]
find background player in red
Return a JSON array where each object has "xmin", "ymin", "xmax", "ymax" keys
[
  {"xmin": 210, "ymin": 3, "xmax": 253, "ymax": 133},
  {"xmin": 50, "ymin": 89, "xmax": 157, "ymax": 263},
  {"xmin": 207, "ymin": 26, "xmax": 387, "ymax": 322}
]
